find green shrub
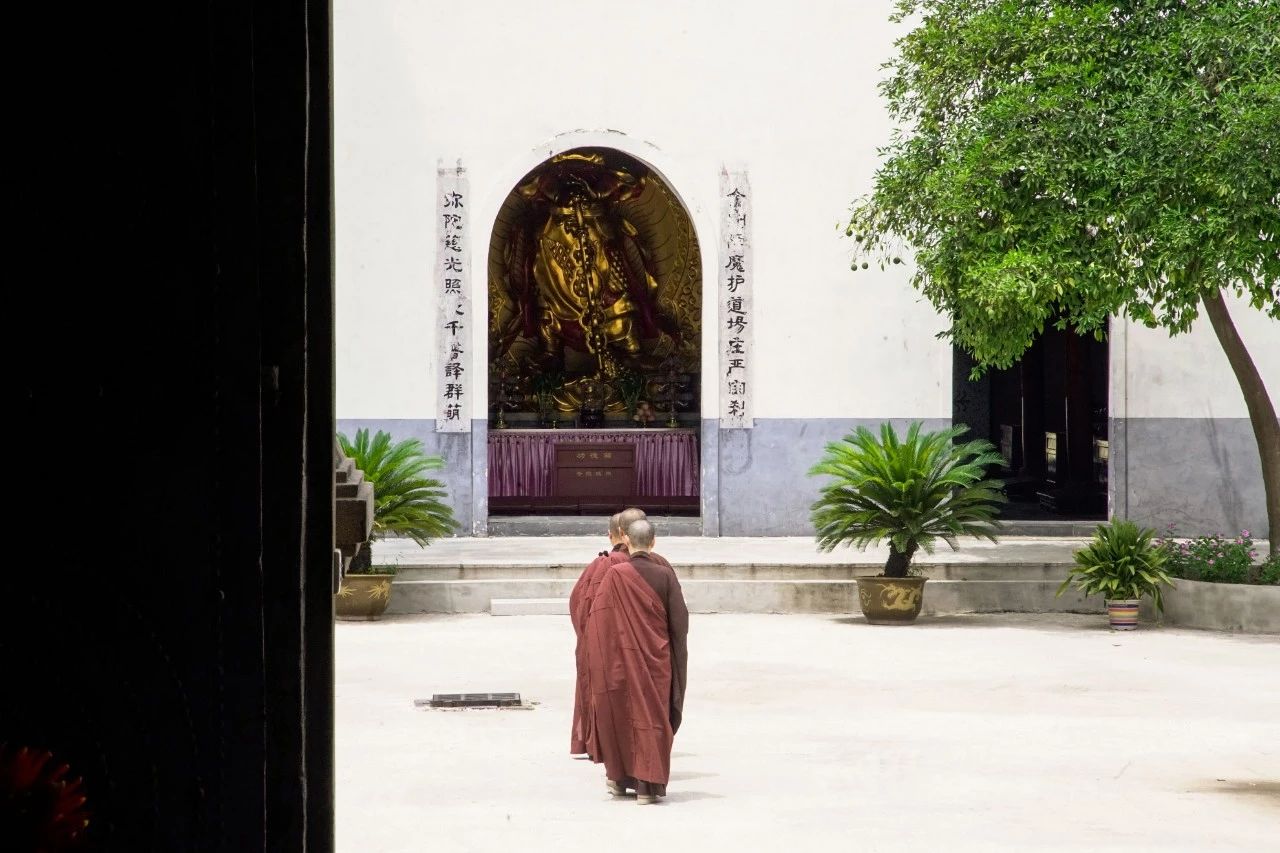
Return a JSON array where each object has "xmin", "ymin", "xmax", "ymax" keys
[
  {"xmin": 1058, "ymin": 519, "xmax": 1175, "ymax": 611},
  {"xmin": 1156, "ymin": 526, "xmax": 1265, "ymax": 585},
  {"xmin": 809, "ymin": 422, "xmax": 1005, "ymax": 577},
  {"xmin": 1260, "ymin": 555, "xmax": 1280, "ymax": 586}
]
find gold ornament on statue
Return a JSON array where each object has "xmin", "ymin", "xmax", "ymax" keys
[{"xmin": 489, "ymin": 148, "xmax": 700, "ymax": 417}]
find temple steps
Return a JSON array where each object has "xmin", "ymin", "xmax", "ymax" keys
[
  {"xmin": 491, "ymin": 598, "xmax": 570, "ymax": 616},
  {"xmin": 389, "ymin": 573, "xmax": 1098, "ymax": 617},
  {"xmin": 377, "ymin": 534, "xmax": 1096, "ymax": 617},
  {"xmin": 394, "ymin": 562, "xmax": 1067, "ymax": 582},
  {"xmin": 486, "ymin": 515, "xmax": 703, "ymax": 537},
  {"xmin": 477, "ymin": 517, "xmax": 1099, "ymax": 538}
]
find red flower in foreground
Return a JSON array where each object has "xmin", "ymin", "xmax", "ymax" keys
[{"xmin": 0, "ymin": 744, "xmax": 90, "ymax": 851}]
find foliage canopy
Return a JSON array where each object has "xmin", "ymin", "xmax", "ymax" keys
[{"xmin": 847, "ymin": 0, "xmax": 1280, "ymax": 368}]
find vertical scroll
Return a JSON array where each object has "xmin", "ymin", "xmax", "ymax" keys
[
  {"xmin": 436, "ymin": 164, "xmax": 471, "ymax": 433},
  {"xmin": 719, "ymin": 167, "xmax": 753, "ymax": 428}
]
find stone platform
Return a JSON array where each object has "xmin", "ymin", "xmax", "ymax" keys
[
  {"xmin": 375, "ymin": 536, "xmax": 1099, "ymax": 616},
  {"xmin": 484, "ymin": 516, "xmax": 1104, "ymax": 537},
  {"xmin": 373, "ymin": 535, "xmax": 1276, "ymax": 627}
]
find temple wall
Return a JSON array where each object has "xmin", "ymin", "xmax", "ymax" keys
[
  {"xmin": 335, "ymin": 0, "xmax": 948, "ymax": 423},
  {"xmin": 1110, "ymin": 300, "xmax": 1278, "ymax": 539},
  {"xmin": 336, "ymin": 0, "xmax": 1278, "ymax": 538}
]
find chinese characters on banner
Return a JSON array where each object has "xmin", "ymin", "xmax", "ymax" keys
[
  {"xmin": 436, "ymin": 165, "xmax": 471, "ymax": 432},
  {"xmin": 719, "ymin": 168, "xmax": 753, "ymax": 428}
]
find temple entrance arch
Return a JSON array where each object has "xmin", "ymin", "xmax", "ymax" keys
[{"xmin": 483, "ymin": 145, "xmax": 704, "ymax": 522}]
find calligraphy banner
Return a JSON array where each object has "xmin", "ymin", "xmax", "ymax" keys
[
  {"xmin": 718, "ymin": 167, "xmax": 753, "ymax": 428},
  {"xmin": 436, "ymin": 165, "xmax": 471, "ymax": 432}
]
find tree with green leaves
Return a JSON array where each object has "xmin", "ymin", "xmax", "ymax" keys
[{"xmin": 846, "ymin": 0, "xmax": 1280, "ymax": 552}]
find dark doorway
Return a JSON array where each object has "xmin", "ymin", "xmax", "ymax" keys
[
  {"xmin": 953, "ymin": 324, "xmax": 1109, "ymax": 520},
  {"xmin": 7, "ymin": 3, "xmax": 336, "ymax": 850}
]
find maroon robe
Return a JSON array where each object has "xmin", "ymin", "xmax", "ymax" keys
[
  {"xmin": 569, "ymin": 545, "xmax": 628, "ymax": 754},
  {"xmin": 570, "ymin": 548, "xmax": 677, "ymax": 756},
  {"xmin": 584, "ymin": 552, "xmax": 689, "ymax": 792}
]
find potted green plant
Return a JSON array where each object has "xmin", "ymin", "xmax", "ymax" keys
[
  {"xmin": 809, "ymin": 422, "xmax": 1005, "ymax": 624},
  {"xmin": 531, "ymin": 371, "xmax": 564, "ymax": 428},
  {"xmin": 335, "ymin": 429, "xmax": 457, "ymax": 620},
  {"xmin": 617, "ymin": 373, "xmax": 647, "ymax": 421},
  {"xmin": 1057, "ymin": 519, "xmax": 1175, "ymax": 630}
]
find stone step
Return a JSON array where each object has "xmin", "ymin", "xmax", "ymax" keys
[
  {"xmin": 394, "ymin": 562, "xmax": 1070, "ymax": 582},
  {"xmin": 480, "ymin": 516, "xmax": 1096, "ymax": 538},
  {"xmin": 490, "ymin": 598, "xmax": 571, "ymax": 616},
  {"xmin": 486, "ymin": 515, "xmax": 703, "ymax": 537},
  {"xmin": 388, "ymin": 578, "xmax": 1098, "ymax": 616},
  {"xmin": 1002, "ymin": 520, "xmax": 1102, "ymax": 537}
]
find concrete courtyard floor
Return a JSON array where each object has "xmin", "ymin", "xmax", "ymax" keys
[{"xmin": 337, "ymin": 613, "xmax": 1279, "ymax": 853}]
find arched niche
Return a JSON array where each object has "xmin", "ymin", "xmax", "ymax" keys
[{"xmin": 486, "ymin": 147, "xmax": 702, "ymax": 425}]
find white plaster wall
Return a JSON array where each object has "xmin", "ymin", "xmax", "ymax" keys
[
  {"xmin": 1116, "ymin": 293, "xmax": 1280, "ymax": 420},
  {"xmin": 334, "ymin": 0, "xmax": 951, "ymax": 421}
]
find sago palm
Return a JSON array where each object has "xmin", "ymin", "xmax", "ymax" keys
[
  {"xmin": 809, "ymin": 422, "xmax": 1005, "ymax": 577},
  {"xmin": 337, "ymin": 429, "xmax": 457, "ymax": 547}
]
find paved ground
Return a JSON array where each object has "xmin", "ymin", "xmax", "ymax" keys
[
  {"xmin": 337, "ymin": 613, "xmax": 1279, "ymax": 852},
  {"xmin": 373, "ymin": 535, "xmax": 1095, "ymax": 567}
]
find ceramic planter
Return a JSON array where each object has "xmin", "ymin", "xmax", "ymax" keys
[
  {"xmin": 336, "ymin": 573, "xmax": 394, "ymax": 621},
  {"xmin": 856, "ymin": 576, "xmax": 927, "ymax": 625},
  {"xmin": 1105, "ymin": 598, "xmax": 1140, "ymax": 630}
]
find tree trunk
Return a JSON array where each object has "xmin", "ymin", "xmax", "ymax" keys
[
  {"xmin": 1201, "ymin": 290, "xmax": 1280, "ymax": 556},
  {"xmin": 884, "ymin": 541, "xmax": 918, "ymax": 578}
]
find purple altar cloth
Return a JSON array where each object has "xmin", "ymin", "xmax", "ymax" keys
[{"xmin": 488, "ymin": 429, "xmax": 699, "ymax": 497}]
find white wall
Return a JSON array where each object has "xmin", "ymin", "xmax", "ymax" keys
[
  {"xmin": 334, "ymin": 0, "xmax": 951, "ymax": 422},
  {"xmin": 1115, "ymin": 293, "xmax": 1280, "ymax": 420}
]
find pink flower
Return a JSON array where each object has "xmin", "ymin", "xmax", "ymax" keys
[{"xmin": 1241, "ymin": 530, "xmax": 1250, "ymax": 537}]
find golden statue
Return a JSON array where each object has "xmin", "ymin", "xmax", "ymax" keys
[{"xmin": 489, "ymin": 149, "xmax": 699, "ymax": 413}]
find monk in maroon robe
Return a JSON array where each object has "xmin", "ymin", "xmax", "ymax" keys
[
  {"xmin": 569, "ymin": 514, "xmax": 629, "ymax": 756},
  {"xmin": 585, "ymin": 518, "xmax": 688, "ymax": 805},
  {"xmin": 569, "ymin": 508, "xmax": 675, "ymax": 757}
]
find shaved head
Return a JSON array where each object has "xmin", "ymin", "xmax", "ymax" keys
[
  {"xmin": 608, "ymin": 512, "xmax": 624, "ymax": 537},
  {"xmin": 625, "ymin": 518, "xmax": 656, "ymax": 552},
  {"xmin": 618, "ymin": 507, "xmax": 647, "ymax": 532}
]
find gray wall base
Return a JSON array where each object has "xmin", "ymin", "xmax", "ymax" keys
[
  {"xmin": 1112, "ymin": 417, "xmax": 1267, "ymax": 539},
  {"xmin": 339, "ymin": 416, "xmax": 1268, "ymax": 539}
]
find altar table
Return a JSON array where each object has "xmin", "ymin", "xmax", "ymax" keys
[{"xmin": 488, "ymin": 429, "xmax": 699, "ymax": 498}]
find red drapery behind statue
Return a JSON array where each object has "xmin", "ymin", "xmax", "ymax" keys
[{"xmin": 488, "ymin": 430, "xmax": 699, "ymax": 497}]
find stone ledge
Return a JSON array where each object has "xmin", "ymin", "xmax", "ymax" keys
[
  {"xmin": 389, "ymin": 577, "xmax": 1101, "ymax": 616},
  {"xmin": 393, "ymin": 562, "xmax": 1069, "ymax": 582},
  {"xmin": 491, "ymin": 598, "xmax": 570, "ymax": 616},
  {"xmin": 1140, "ymin": 579, "xmax": 1280, "ymax": 634}
]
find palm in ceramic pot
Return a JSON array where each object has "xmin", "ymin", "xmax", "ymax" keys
[
  {"xmin": 336, "ymin": 428, "xmax": 457, "ymax": 619},
  {"xmin": 809, "ymin": 422, "xmax": 1005, "ymax": 624},
  {"xmin": 1057, "ymin": 519, "xmax": 1174, "ymax": 630}
]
